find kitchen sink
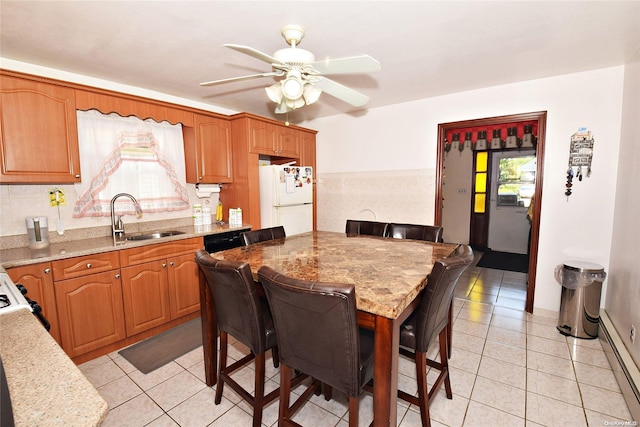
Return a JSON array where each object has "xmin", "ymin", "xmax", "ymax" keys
[{"xmin": 125, "ymin": 230, "xmax": 186, "ymax": 241}]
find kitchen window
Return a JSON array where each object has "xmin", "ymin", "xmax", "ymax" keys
[{"xmin": 73, "ymin": 110, "xmax": 189, "ymax": 217}]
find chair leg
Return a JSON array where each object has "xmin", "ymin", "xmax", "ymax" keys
[
  {"xmin": 215, "ymin": 331, "xmax": 228, "ymax": 404},
  {"xmin": 272, "ymin": 346, "xmax": 280, "ymax": 368},
  {"xmin": 279, "ymin": 364, "xmax": 292, "ymax": 424},
  {"xmin": 439, "ymin": 329, "xmax": 452, "ymax": 399},
  {"xmin": 415, "ymin": 351, "xmax": 431, "ymax": 427},
  {"xmin": 348, "ymin": 396, "xmax": 359, "ymax": 427},
  {"xmin": 253, "ymin": 352, "xmax": 266, "ymax": 427},
  {"xmin": 447, "ymin": 301, "xmax": 453, "ymax": 359},
  {"xmin": 322, "ymin": 383, "xmax": 332, "ymax": 401}
]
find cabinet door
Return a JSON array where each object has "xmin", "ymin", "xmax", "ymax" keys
[
  {"xmin": 277, "ymin": 126, "xmax": 301, "ymax": 157},
  {"xmin": 121, "ymin": 260, "xmax": 170, "ymax": 336},
  {"xmin": 248, "ymin": 119, "xmax": 277, "ymax": 155},
  {"xmin": 300, "ymin": 131, "xmax": 317, "ymax": 230},
  {"xmin": 8, "ymin": 262, "xmax": 61, "ymax": 345},
  {"xmin": 55, "ymin": 270, "xmax": 125, "ymax": 358},
  {"xmin": 167, "ymin": 252, "xmax": 200, "ymax": 319},
  {"xmin": 0, "ymin": 74, "xmax": 81, "ymax": 183},
  {"xmin": 190, "ymin": 114, "xmax": 233, "ymax": 183}
]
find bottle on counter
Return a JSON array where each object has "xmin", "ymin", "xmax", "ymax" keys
[
  {"xmin": 193, "ymin": 204, "xmax": 203, "ymax": 226},
  {"xmin": 202, "ymin": 206, "xmax": 212, "ymax": 225}
]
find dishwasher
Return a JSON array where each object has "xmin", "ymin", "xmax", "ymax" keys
[{"xmin": 203, "ymin": 229, "xmax": 245, "ymax": 253}]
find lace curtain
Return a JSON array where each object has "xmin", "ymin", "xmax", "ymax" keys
[{"xmin": 73, "ymin": 110, "xmax": 189, "ymax": 217}]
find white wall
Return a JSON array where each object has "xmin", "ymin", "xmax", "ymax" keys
[
  {"xmin": 308, "ymin": 66, "xmax": 625, "ymax": 313},
  {"xmin": 606, "ymin": 48, "xmax": 640, "ymax": 366}
]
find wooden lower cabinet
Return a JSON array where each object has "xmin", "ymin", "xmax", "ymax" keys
[
  {"xmin": 7, "ymin": 262, "xmax": 61, "ymax": 344},
  {"xmin": 167, "ymin": 252, "xmax": 201, "ymax": 319},
  {"xmin": 54, "ymin": 270, "xmax": 126, "ymax": 358},
  {"xmin": 119, "ymin": 237, "xmax": 202, "ymax": 336},
  {"xmin": 121, "ymin": 260, "xmax": 171, "ymax": 336}
]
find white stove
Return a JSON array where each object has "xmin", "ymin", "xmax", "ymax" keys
[{"xmin": 0, "ymin": 272, "xmax": 32, "ymax": 315}]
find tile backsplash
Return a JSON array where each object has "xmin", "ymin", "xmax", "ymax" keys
[
  {"xmin": 0, "ymin": 183, "xmax": 219, "ymax": 249},
  {"xmin": 316, "ymin": 168, "xmax": 437, "ymax": 233}
]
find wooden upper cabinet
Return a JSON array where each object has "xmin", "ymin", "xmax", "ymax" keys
[
  {"xmin": 277, "ymin": 125, "xmax": 301, "ymax": 157},
  {"xmin": 185, "ymin": 114, "xmax": 233, "ymax": 183},
  {"xmin": 299, "ymin": 130, "xmax": 317, "ymax": 170},
  {"xmin": 247, "ymin": 116, "xmax": 300, "ymax": 157},
  {"xmin": 248, "ymin": 118, "xmax": 277, "ymax": 155},
  {"xmin": 0, "ymin": 74, "xmax": 81, "ymax": 183}
]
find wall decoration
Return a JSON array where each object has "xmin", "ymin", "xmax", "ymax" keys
[
  {"xmin": 442, "ymin": 119, "xmax": 538, "ymax": 154},
  {"xmin": 565, "ymin": 128, "xmax": 594, "ymax": 199}
]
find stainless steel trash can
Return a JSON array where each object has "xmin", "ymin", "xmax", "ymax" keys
[{"xmin": 555, "ymin": 261, "xmax": 606, "ymax": 339}]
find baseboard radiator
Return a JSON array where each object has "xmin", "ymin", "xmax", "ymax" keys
[{"xmin": 599, "ymin": 310, "xmax": 640, "ymax": 421}]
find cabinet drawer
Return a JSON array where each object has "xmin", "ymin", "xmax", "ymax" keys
[
  {"xmin": 119, "ymin": 237, "xmax": 203, "ymax": 266},
  {"xmin": 52, "ymin": 251, "xmax": 120, "ymax": 281}
]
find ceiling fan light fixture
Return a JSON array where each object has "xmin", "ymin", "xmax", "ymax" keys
[
  {"xmin": 303, "ymin": 84, "xmax": 322, "ymax": 105},
  {"xmin": 281, "ymin": 70, "xmax": 305, "ymax": 100},
  {"xmin": 265, "ymin": 82, "xmax": 283, "ymax": 103},
  {"xmin": 285, "ymin": 96, "xmax": 305, "ymax": 110}
]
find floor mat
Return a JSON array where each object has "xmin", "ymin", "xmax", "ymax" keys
[
  {"xmin": 118, "ymin": 318, "xmax": 202, "ymax": 374},
  {"xmin": 476, "ymin": 250, "xmax": 529, "ymax": 273}
]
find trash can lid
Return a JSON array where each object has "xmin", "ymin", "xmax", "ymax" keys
[{"xmin": 563, "ymin": 260, "xmax": 605, "ymax": 273}]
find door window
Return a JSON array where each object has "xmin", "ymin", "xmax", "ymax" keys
[{"xmin": 496, "ymin": 154, "xmax": 536, "ymax": 207}]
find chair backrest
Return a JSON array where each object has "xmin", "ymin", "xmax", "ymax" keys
[
  {"xmin": 257, "ymin": 266, "xmax": 363, "ymax": 397},
  {"xmin": 195, "ymin": 250, "xmax": 270, "ymax": 354},
  {"xmin": 241, "ymin": 226, "xmax": 286, "ymax": 246},
  {"xmin": 386, "ymin": 223, "xmax": 444, "ymax": 242},
  {"xmin": 412, "ymin": 245, "xmax": 473, "ymax": 352},
  {"xmin": 345, "ymin": 219, "xmax": 388, "ymax": 237}
]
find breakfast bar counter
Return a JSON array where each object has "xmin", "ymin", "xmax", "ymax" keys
[
  {"xmin": 202, "ymin": 230, "xmax": 459, "ymax": 426},
  {"xmin": 0, "ymin": 308, "xmax": 108, "ymax": 426}
]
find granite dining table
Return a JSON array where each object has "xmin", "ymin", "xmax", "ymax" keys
[{"xmin": 198, "ymin": 230, "xmax": 459, "ymax": 427}]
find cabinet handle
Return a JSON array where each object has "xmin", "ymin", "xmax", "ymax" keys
[
  {"xmin": 162, "ymin": 263, "xmax": 167, "ymax": 268},
  {"xmin": 44, "ymin": 268, "xmax": 51, "ymax": 274},
  {"xmin": 86, "ymin": 263, "xmax": 92, "ymax": 269},
  {"xmin": 75, "ymin": 174, "xmax": 81, "ymax": 178},
  {"xmin": 115, "ymin": 273, "xmax": 121, "ymax": 279},
  {"xmin": 169, "ymin": 261, "xmax": 175, "ymax": 266},
  {"xmin": 198, "ymin": 176, "xmax": 203, "ymax": 180}
]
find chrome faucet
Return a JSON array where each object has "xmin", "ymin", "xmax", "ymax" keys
[{"xmin": 111, "ymin": 193, "xmax": 143, "ymax": 243}]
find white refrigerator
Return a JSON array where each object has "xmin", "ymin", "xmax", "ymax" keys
[{"xmin": 259, "ymin": 165, "xmax": 313, "ymax": 236}]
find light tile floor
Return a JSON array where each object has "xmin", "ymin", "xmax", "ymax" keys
[{"xmin": 80, "ymin": 257, "xmax": 634, "ymax": 426}]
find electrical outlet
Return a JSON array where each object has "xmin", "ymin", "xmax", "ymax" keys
[{"xmin": 631, "ymin": 326, "xmax": 636, "ymax": 344}]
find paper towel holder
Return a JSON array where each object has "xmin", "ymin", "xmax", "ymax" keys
[{"xmin": 195, "ymin": 183, "xmax": 222, "ymax": 198}]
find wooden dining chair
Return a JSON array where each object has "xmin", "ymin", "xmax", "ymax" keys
[
  {"xmin": 386, "ymin": 222, "xmax": 444, "ymax": 243},
  {"xmin": 396, "ymin": 245, "xmax": 473, "ymax": 427},
  {"xmin": 345, "ymin": 219, "xmax": 388, "ymax": 237},
  {"xmin": 195, "ymin": 250, "xmax": 284, "ymax": 427},
  {"xmin": 240, "ymin": 225, "xmax": 286, "ymax": 245},
  {"xmin": 258, "ymin": 265, "xmax": 375, "ymax": 427}
]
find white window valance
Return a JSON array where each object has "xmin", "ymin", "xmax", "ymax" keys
[{"xmin": 73, "ymin": 109, "xmax": 189, "ymax": 217}]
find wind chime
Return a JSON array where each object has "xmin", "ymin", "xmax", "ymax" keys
[{"xmin": 565, "ymin": 128, "xmax": 594, "ymax": 199}]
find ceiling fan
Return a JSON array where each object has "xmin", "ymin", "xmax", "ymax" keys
[{"xmin": 200, "ymin": 25, "xmax": 381, "ymax": 114}]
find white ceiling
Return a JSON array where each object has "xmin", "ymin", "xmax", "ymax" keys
[{"xmin": 2, "ymin": 1, "xmax": 639, "ymax": 123}]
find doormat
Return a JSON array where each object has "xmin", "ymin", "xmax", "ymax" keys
[
  {"xmin": 118, "ymin": 318, "xmax": 202, "ymax": 374},
  {"xmin": 476, "ymin": 251, "xmax": 529, "ymax": 274}
]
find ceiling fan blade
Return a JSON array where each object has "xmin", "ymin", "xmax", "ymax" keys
[
  {"xmin": 200, "ymin": 71, "xmax": 283, "ymax": 87},
  {"xmin": 314, "ymin": 77, "xmax": 370, "ymax": 107},
  {"xmin": 310, "ymin": 55, "xmax": 381, "ymax": 75},
  {"xmin": 223, "ymin": 44, "xmax": 285, "ymax": 66}
]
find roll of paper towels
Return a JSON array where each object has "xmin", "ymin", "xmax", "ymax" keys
[{"xmin": 195, "ymin": 184, "xmax": 221, "ymax": 198}]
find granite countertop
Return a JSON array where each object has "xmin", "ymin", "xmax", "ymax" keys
[
  {"xmin": 0, "ymin": 308, "xmax": 108, "ymax": 426},
  {"xmin": 213, "ymin": 231, "xmax": 460, "ymax": 319},
  {"xmin": 0, "ymin": 223, "xmax": 251, "ymax": 268}
]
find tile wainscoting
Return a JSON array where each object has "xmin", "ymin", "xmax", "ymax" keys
[{"xmin": 316, "ymin": 169, "xmax": 437, "ymax": 233}]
